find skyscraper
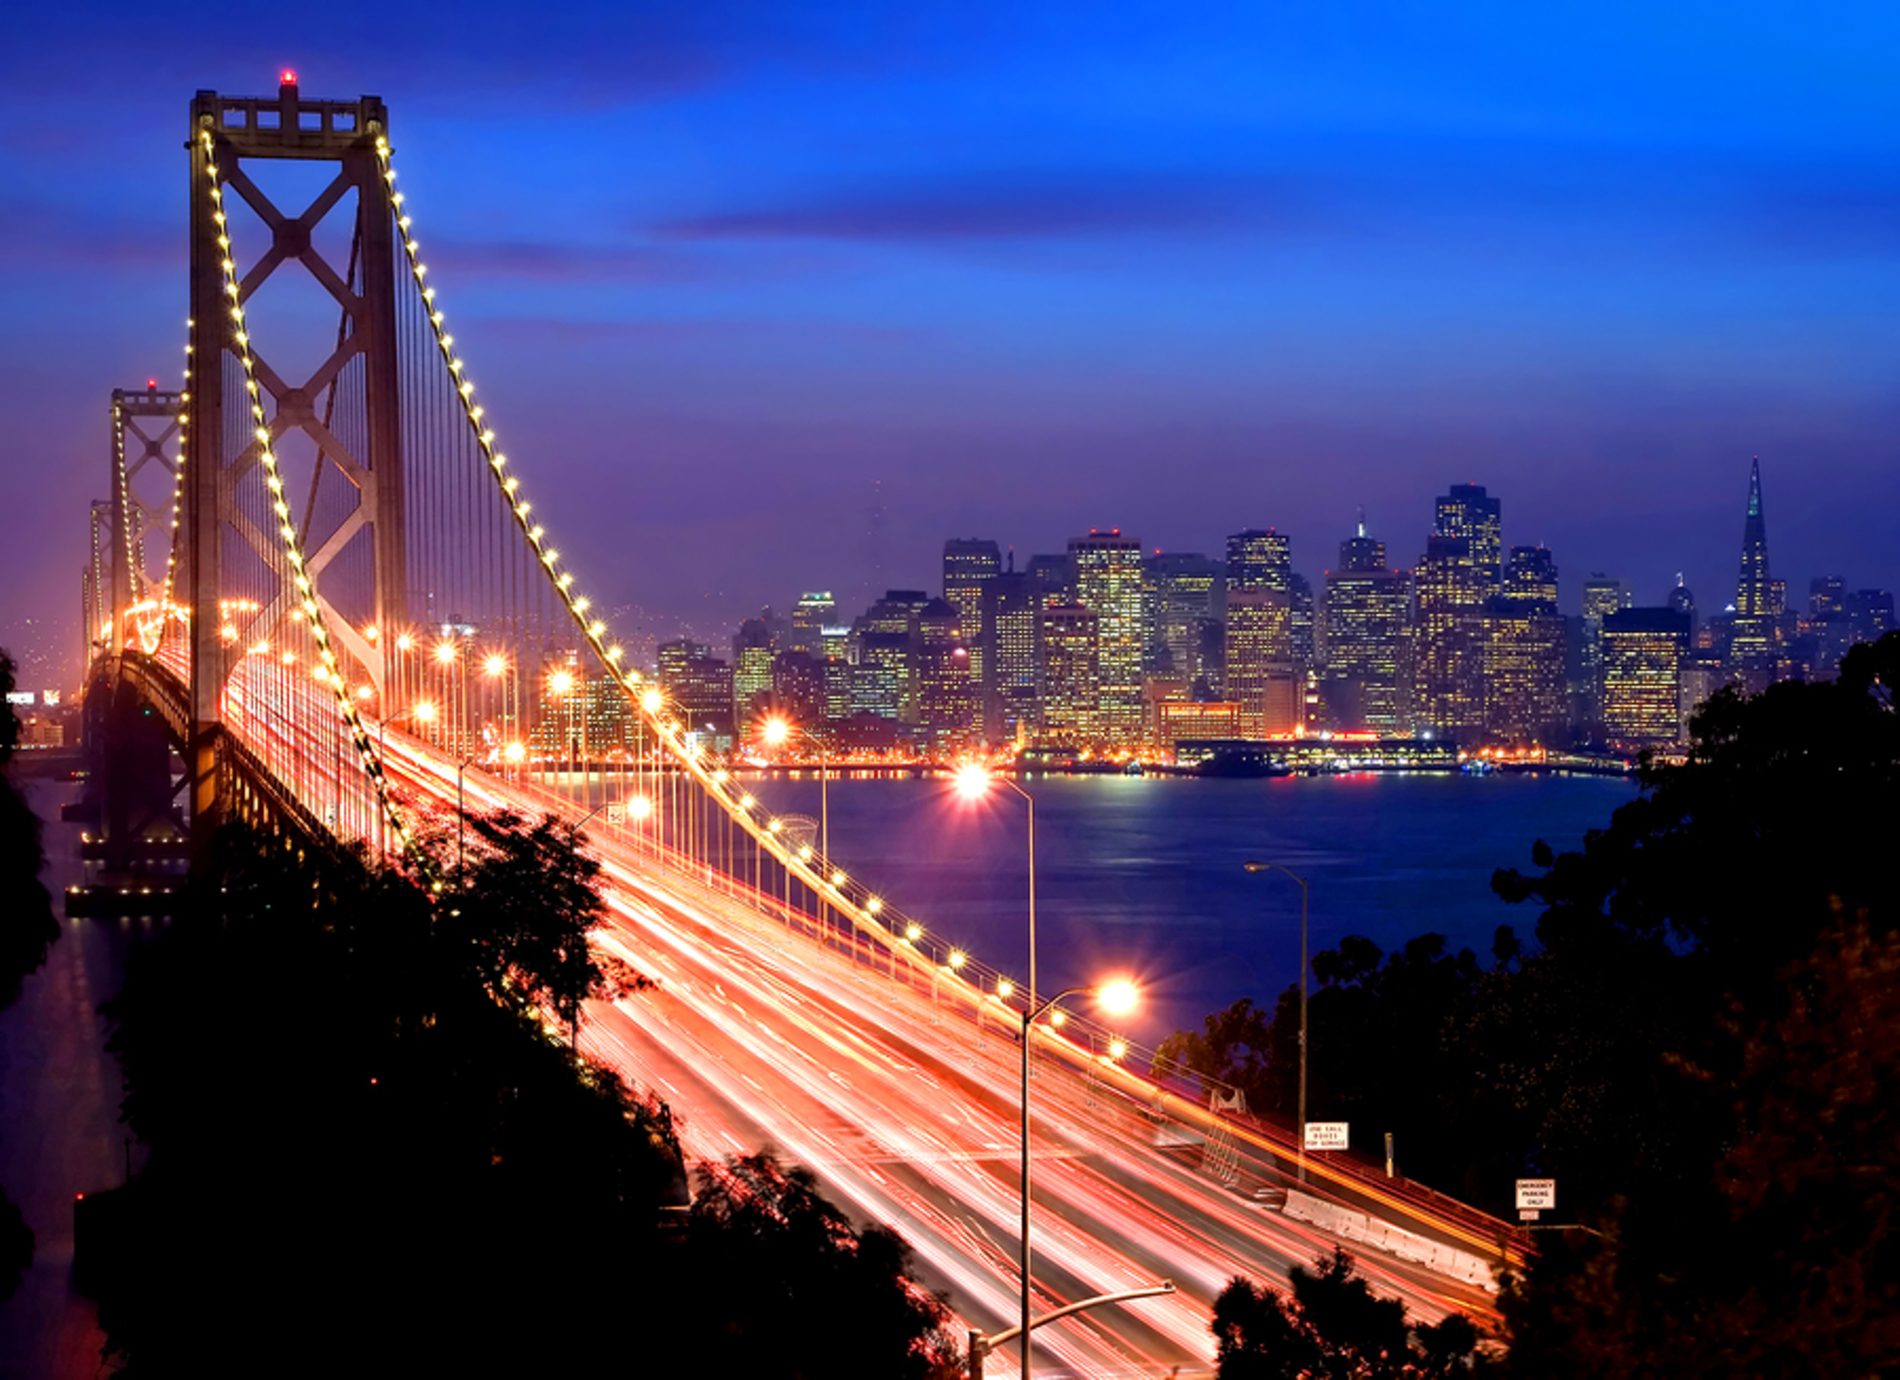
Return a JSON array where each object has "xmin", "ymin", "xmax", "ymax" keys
[
  {"xmin": 916, "ymin": 597, "xmax": 978, "ymax": 753},
  {"xmin": 1069, "ymin": 530, "xmax": 1145, "ymax": 748},
  {"xmin": 1602, "ymin": 608, "xmax": 1690, "ymax": 749},
  {"xmin": 790, "ymin": 592, "xmax": 836, "ymax": 657},
  {"xmin": 1728, "ymin": 458, "xmax": 1780, "ymax": 692},
  {"xmin": 1321, "ymin": 517, "xmax": 1412, "ymax": 734},
  {"xmin": 1580, "ymin": 574, "xmax": 1630, "ymax": 728},
  {"xmin": 1224, "ymin": 529, "xmax": 1297, "ymax": 737},
  {"xmin": 1413, "ymin": 534, "xmax": 1485, "ymax": 741},
  {"xmin": 942, "ymin": 536, "xmax": 1003, "ymax": 714},
  {"xmin": 731, "ymin": 616, "xmax": 776, "ymax": 734},
  {"xmin": 1434, "ymin": 484, "xmax": 1503, "ymax": 590},
  {"xmin": 986, "ymin": 568, "xmax": 1041, "ymax": 744},
  {"xmin": 1482, "ymin": 546, "xmax": 1566, "ymax": 746},
  {"xmin": 1146, "ymin": 552, "xmax": 1224, "ymax": 688},
  {"xmin": 1039, "ymin": 603, "xmax": 1099, "ymax": 746}
]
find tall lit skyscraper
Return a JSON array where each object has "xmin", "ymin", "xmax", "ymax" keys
[
  {"xmin": 1602, "ymin": 608, "xmax": 1690, "ymax": 748},
  {"xmin": 1728, "ymin": 458, "xmax": 1780, "ymax": 692},
  {"xmin": 1580, "ymin": 574, "xmax": 1630, "ymax": 727},
  {"xmin": 1434, "ymin": 484, "xmax": 1503, "ymax": 590},
  {"xmin": 1321, "ymin": 516, "xmax": 1412, "ymax": 734},
  {"xmin": 1224, "ymin": 529, "xmax": 1297, "ymax": 737},
  {"xmin": 1069, "ymin": 530, "xmax": 1145, "ymax": 748},
  {"xmin": 986, "ymin": 567, "xmax": 1041, "ymax": 743},
  {"xmin": 1413, "ymin": 534, "xmax": 1484, "ymax": 741},
  {"xmin": 916, "ymin": 597, "xmax": 978, "ymax": 752},
  {"xmin": 1482, "ymin": 546, "xmax": 1566, "ymax": 746},
  {"xmin": 790, "ymin": 592, "xmax": 836, "ymax": 656},
  {"xmin": 1146, "ymin": 552, "xmax": 1224, "ymax": 687},
  {"xmin": 732, "ymin": 616, "xmax": 776, "ymax": 734},
  {"xmin": 1039, "ymin": 603, "xmax": 1099, "ymax": 746}
]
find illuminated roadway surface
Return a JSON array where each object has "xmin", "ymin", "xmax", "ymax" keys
[{"xmin": 275, "ymin": 714, "xmax": 1504, "ymax": 1379}]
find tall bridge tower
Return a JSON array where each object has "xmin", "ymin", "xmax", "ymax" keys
[{"xmin": 186, "ymin": 75, "xmax": 407, "ymax": 831}]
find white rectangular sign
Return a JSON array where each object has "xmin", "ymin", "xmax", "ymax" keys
[
  {"xmin": 1304, "ymin": 1121, "xmax": 1349, "ymax": 1151},
  {"xmin": 1516, "ymin": 1178, "xmax": 1556, "ymax": 1211},
  {"xmin": 606, "ymin": 802, "xmax": 627, "ymax": 825}
]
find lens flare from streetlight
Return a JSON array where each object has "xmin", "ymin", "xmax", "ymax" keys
[
  {"xmin": 641, "ymin": 688, "xmax": 663, "ymax": 713},
  {"xmin": 548, "ymin": 669, "xmax": 574, "ymax": 696},
  {"xmin": 1096, "ymin": 978, "xmax": 1139, "ymax": 1018},
  {"xmin": 433, "ymin": 641, "xmax": 457, "ymax": 665},
  {"xmin": 627, "ymin": 795, "xmax": 653, "ymax": 820},
  {"xmin": 1107, "ymin": 1037, "xmax": 1128, "ymax": 1061},
  {"xmin": 948, "ymin": 949, "xmax": 967, "ymax": 970},
  {"xmin": 760, "ymin": 717, "xmax": 791, "ymax": 747},
  {"xmin": 953, "ymin": 762, "xmax": 991, "ymax": 800},
  {"xmin": 503, "ymin": 741, "xmax": 525, "ymax": 763},
  {"xmin": 997, "ymin": 978, "xmax": 1015, "ymax": 999},
  {"xmin": 413, "ymin": 700, "xmax": 438, "ymax": 723},
  {"xmin": 483, "ymin": 654, "xmax": 507, "ymax": 678}
]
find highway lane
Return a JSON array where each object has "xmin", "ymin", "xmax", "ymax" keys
[{"xmin": 349, "ymin": 738, "xmax": 1505, "ymax": 1376}]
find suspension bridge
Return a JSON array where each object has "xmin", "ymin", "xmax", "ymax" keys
[{"xmin": 74, "ymin": 76, "xmax": 1514, "ymax": 1377}]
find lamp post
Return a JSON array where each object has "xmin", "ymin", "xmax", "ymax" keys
[
  {"xmin": 955, "ymin": 763, "xmax": 1136, "ymax": 1379},
  {"xmin": 1012, "ymin": 979, "xmax": 1139, "ymax": 1378},
  {"xmin": 1244, "ymin": 860, "xmax": 1309, "ymax": 1183},
  {"xmin": 456, "ymin": 750, "xmax": 480, "ymax": 880}
]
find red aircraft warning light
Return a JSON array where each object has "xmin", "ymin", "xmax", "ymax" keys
[{"xmin": 281, "ymin": 69, "xmax": 297, "ymax": 87}]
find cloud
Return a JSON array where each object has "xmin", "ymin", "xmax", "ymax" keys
[
  {"xmin": 0, "ymin": 201, "xmax": 180, "ymax": 272},
  {"xmin": 426, "ymin": 238, "xmax": 709, "ymax": 284},
  {"xmin": 652, "ymin": 172, "xmax": 1303, "ymax": 244}
]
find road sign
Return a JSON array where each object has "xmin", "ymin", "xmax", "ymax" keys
[
  {"xmin": 1519, "ymin": 1209, "xmax": 1541, "ymax": 1222},
  {"xmin": 1516, "ymin": 1178, "xmax": 1556, "ymax": 1211},
  {"xmin": 606, "ymin": 802, "xmax": 627, "ymax": 825},
  {"xmin": 1304, "ymin": 1121, "xmax": 1349, "ymax": 1151}
]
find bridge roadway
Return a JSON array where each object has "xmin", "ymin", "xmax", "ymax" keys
[
  {"xmin": 207, "ymin": 680, "xmax": 1500, "ymax": 1377},
  {"xmin": 351, "ymin": 738, "xmax": 1504, "ymax": 1378}
]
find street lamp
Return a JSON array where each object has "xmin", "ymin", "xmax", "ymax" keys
[
  {"xmin": 1244, "ymin": 860, "xmax": 1310, "ymax": 1183},
  {"xmin": 955, "ymin": 762, "xmax": 1133, "ymax": 1379},
  {"xmin": 1009, "ymin": 978, "xmax": 1139, "ymax": 1378}
]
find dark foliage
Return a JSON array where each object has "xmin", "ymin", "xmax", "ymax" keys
[
  {"xmin": 98, "ymin": 821, "xmax": 684, "ymax": 1375},
  {"xmin": 98, "ymin": 813, "xmax": 956, "ymax": 1378},
  {"xmin": 663, "ymin": 1152, "xmax": 963, "ymax": 1380},
  {"xmin": 0, "ymin": 649, "xmax": 54, "ymax": 1301},
  {"xmin": 1180, "ymin": 632, "xmax": 1900, "ymax": 1375},
  {"xmin": 0, "ymin": 650, "xmax": 56, "ymax": 1009},
  {"xmin": 1214, "ymin": 1246, "xmax": 1482, "ymax": 1378}
]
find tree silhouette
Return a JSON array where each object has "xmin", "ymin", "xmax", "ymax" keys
[{"xmin": 1214, "ymin": 1247, "xmax": 1482, "ymax": 1378}]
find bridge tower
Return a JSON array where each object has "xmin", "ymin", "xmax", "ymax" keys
[
  {"xmin": 186, "ymin": 76, "xmax": 407, "ymax": 833},
  {"xmin": 109, "ymin": 384, "xmax": 184, "ymax": 653}
]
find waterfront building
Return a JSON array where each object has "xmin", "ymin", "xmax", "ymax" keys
[
  {"xmin": 1070, "ymin": 530, "xmax": 1146, "ymax": 748},
  {"xmin": 1580, "ymin": 574, "xmax": 1629, "ymax": 727},
  {"xmin": 1481, "ymin": 547, "xmax": 1567, "ymax": 746},
  {"xmin": 1039, "ymin": 602, "xmax": 1099, "ymax": 746},
  {"xmin": 1321, "ymin": 517, "xmax": 1412, "ymax": 734},
  {"xmin": 1224, "ymin": 529, "xmax": 1297, "ymax": 738},
  {"xmin": 1413, "ymin": 534, "xmax": 1484, "ymax": 742},
  {"xmin": 986, "ymin": 567, "xmax": 1041, "ymax": 744},
  {"xmin": 917, "ymin": 597, "xmax": 978, "ymax": 753},
  {"xmin": 942, "ymin": 539, "xmax": 1001, "ymax": 722},
  {"xmin": 656, "ymin": 638, "xmax": 735, "ymax": 738},
  {"xmin": 769, "ymin": 650, "xmax": 828, "ymax": 736},
  {"xmin": 1155, "ymin": 699, "xmax": 1242, "ymax": 748},
  {"xmin": 1601, "ymin": 607, "xmax": 1690, "ymax": 749},
  {"xmin": 1146, "ymin": 552, "xmax": 1224, "ymax": 687},
  {"xmin": 732, "ymin": 616, "xmax": 776, "ymax": 734}
]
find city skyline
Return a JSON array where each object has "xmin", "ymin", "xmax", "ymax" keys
[{"xmin": 9, "ymin": 4, "xmax": 1900, "ymax": 670}]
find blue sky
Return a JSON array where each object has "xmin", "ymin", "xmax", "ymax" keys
[{"xmin": 5, "ymin": 0, "xmax": 1898, "ymax": 660}]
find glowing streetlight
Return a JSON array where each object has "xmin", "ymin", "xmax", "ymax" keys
[
  {"xmin": 627, "ymin": 795, "xmax": 654, "ymax": 820},
  {"xmin": 1007, "ymin": 978, "xmax": 1139, "ymax": 1377},
  {"xmin": 483, "ymin": 653, "xmax": 508, "ymax": 678},
  {"xmin": 433, "ymin": 641, "xmax": 458, "ymax": 666}
]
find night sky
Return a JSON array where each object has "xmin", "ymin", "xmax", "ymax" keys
[{"xmin": 6, "ymin": 1, "xmax": 1899, "ymax": 669}]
